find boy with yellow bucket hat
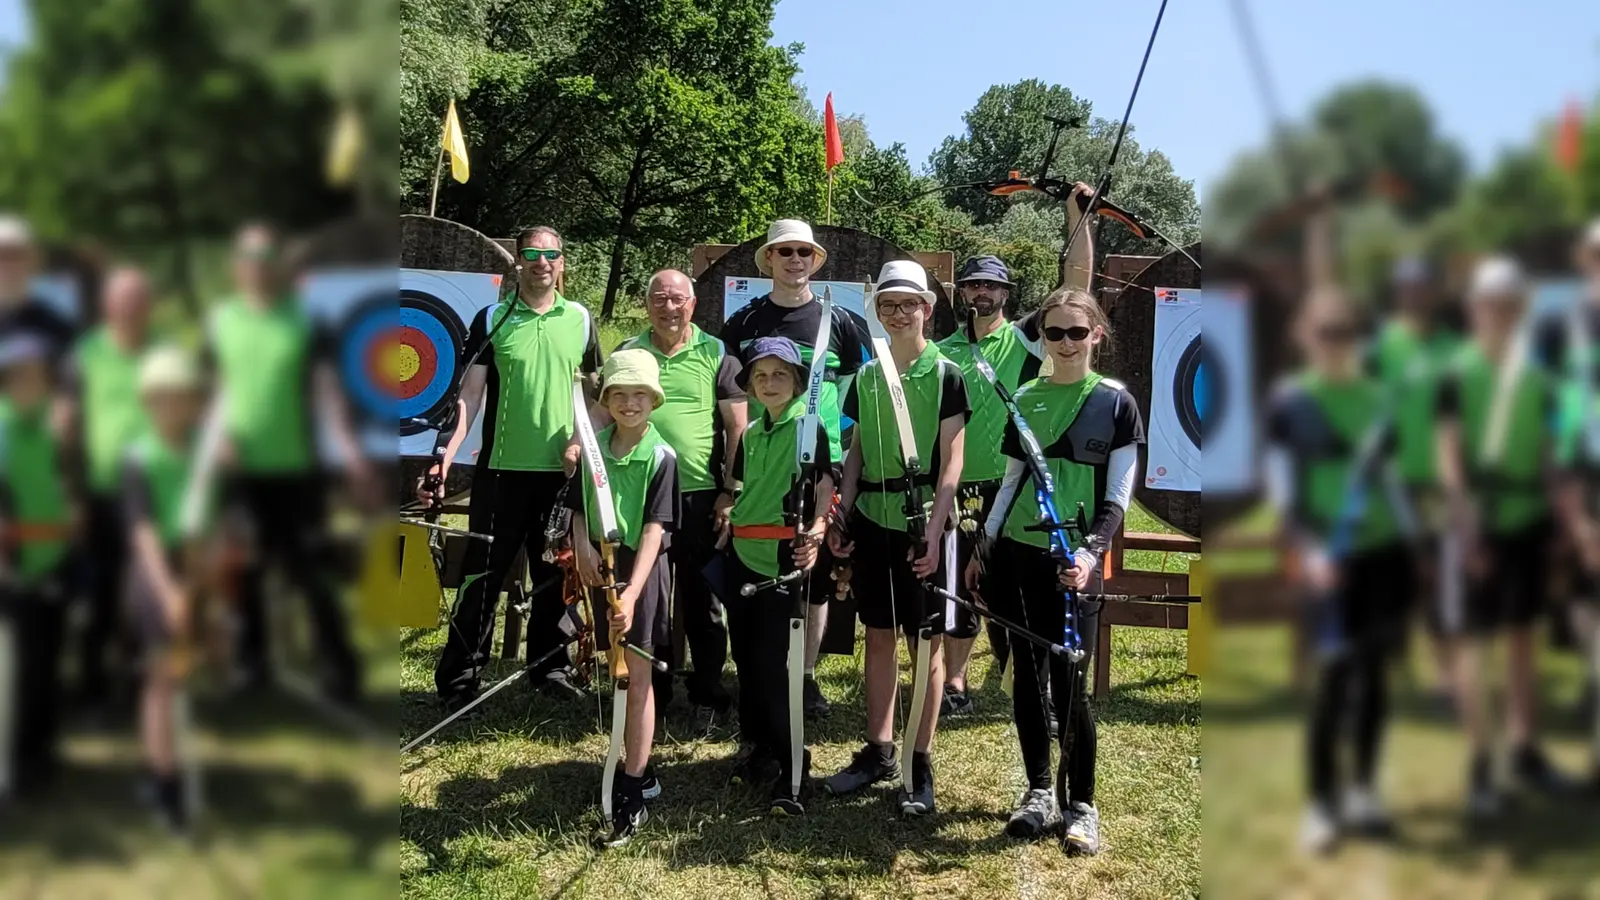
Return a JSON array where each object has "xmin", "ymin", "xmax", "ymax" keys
[
  {"xmin": 565, "ymin": 348, "xmax": 680, "ymax": 847},
  {"xmin": 120, "ymin": 343, "xmax": 214, "ymax": 833}
]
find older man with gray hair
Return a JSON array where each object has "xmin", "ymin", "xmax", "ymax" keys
[{"xmin": 614, "ymin": 270, "xmax": 748, "ymax": 727}]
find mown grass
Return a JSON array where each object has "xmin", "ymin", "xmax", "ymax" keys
[
  {"xmin": 1205, "ymin": 624, "xmax": 1600, "ymax": 899},
  {"xmin": 400, "ymin": 611, "xmax": 1199, "ymax": 899}
]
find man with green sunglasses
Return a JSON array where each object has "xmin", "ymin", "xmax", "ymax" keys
[{"xmin": 429, "ymin": 224, "xmax": 605, "ymax": 713}]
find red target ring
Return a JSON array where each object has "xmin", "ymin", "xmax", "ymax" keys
[{"xmin": 391, "ymin": 324, "xmax": 439, "ymax": 401}]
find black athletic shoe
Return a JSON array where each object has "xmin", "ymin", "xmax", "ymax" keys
[
  {"xmin": 824, "ymin": 742, "xmax": 899, "ymax": 796},
  {"xmin": 900, "ymin": 752, "xmax": 935, "ymax": 817},
  {"xmin": 940, "ymin": 683, "xmax": 974, "ymax": 718},
  {"xmin": 769, "ymin": 750, "xmax": 812, "ymax": 817},
  {"xmin": 441, "ymin": 691, "xmax": 481, "ymax": 720},
  {"xmin": 803, "ymin": 676, "xmax": 831, "ymax": 720},
  {"xmin": 1511, "ymin": 744, "xmax": 1573, "ymax": 795},
  {"xmin": 537, "ymin": 666, "xmax": 587, "ymax": 698},
  {"xmin": 729, "ymin": 744, "xmax": 782, "ymax": 787},
  {"xmin": 602, "ymin": 776, "xmax": 648, "ymax": 849}
]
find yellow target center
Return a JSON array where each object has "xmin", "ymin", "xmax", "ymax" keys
[{"xmin": 390, "ymin": 343, "xmax": 420, "ymax": 386}]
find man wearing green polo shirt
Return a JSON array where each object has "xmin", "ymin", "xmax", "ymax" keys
[
  {"xmin": 615, "ymin": 270, "xmax": 746, "ymax": 722},
  {"xmin": 1367, "ymin": 256, "xmax": 1462, "ymax": 702},
  {"xmin": 205, "ymin": 223, "xmax": 369, "ymax": 703},
  {"xmin": 429, "ymin": 225, "xmax": 604, "ymax": 713},
  {"xmin": 934, "ymin": 255, "xmax": 1045, "ymax": 717},
  {"xmin": 59, "ymin": 266, "xmax": 157, "ymax": 711}
]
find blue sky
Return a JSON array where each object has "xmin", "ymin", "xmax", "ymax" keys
[{"xmin": 774, "ymin": 0, "xmax": 1600, "ymax": 198}]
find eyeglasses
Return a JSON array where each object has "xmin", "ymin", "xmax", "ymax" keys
[
  {"xmin": 774, "ymin": 246, "xmax": 814, "ymax": 259},
  {"xmin": 648, "ymin": 293, "xmax": 693, "ymax": 308},
  {"xmin": 1043, "ymin": 325, "xmax": 1092, "ymax": 342},
  {"xmin": 963, "ymin": 280, "xmax": 1006, "ymax": 292},
  {"xmin": 876, "ymin": 299, "xmax": 924, "ymax": 317},
  {"xmin": 520, "ymin": 247, "xmax": 563, "ymax": 262}
]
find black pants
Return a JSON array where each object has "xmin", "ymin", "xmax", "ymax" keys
[
  {"xmin": 77, "ymin": 492, "xmax": 127, "ymax": 701},
  {"xmin": 984, "ymin": 538, "xmax": 1101, "ymax": 800},
  {"xmin": 4, "ymin": 593, "xmax": 66, "ymax": 794},
  {"xmin": 1305, "ymin": 544, "xmax": 1413, "ymax": 806},
  {"xmin": 228, "ymin": 473, "xmax": 359, "ymax": 693},
  {"xmin": 725, "ymin": 553, "xmax": 801, "ymax": 772},
  {"xmin": 434, "ymin": 468, "xmax": 568, "ymax": 700},
  {"xmin": 669, "ymin": 489, "xmax": 730, "ymax": 707}
]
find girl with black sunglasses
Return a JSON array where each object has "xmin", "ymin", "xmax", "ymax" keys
[{"xmin": 965, "ymin": 288, "xmax": 1144, "ymax": 856}]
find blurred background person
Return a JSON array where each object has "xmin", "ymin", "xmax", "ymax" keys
[
  {"xmin": 1435, "ymin": 256, "xmax": 1573, "ymax": 815},
  {"xmin": 0, "ymin": 215, "xmax": 76, "ymax": 363},
  {"xmin": 58, "ymin": 266, "xmax": 157, "ymax": 721},
  {"xmin": 202, "ymin": 223, "xmax": 369, "ymax": 705},
  {"xmin": 1368, "ymin": 255, "xmax": 1462, "ymax": 710},
  {"xmin": 0, "ymin": 335, "xmax": 78, "ymax": 803}
]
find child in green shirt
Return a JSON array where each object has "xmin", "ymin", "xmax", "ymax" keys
[{"xmin": 567, "ymin": 348, "xmax": 679, "ymax": 848}]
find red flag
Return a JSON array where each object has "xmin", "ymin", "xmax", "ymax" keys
[
  {"xmin": 1557, "ymin": 96, "xmax": 1583, "ymax": 174},
  {"xmin": 824, "ymin": 92, "xmax": 845, "ymax": 171}
]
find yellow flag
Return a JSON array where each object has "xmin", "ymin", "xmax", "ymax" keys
[
  {"xmin": 442, "ymin": 99, "xmax": 470, "ymax": 184},
  {"xmin": 325, "ymin": 105, "xmax": 363, "ymax": 187}
]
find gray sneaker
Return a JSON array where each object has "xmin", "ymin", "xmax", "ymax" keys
[
  {"xmin": 1062, "ymin": 801, "xmax": 1101, "ymax": 856},
  {"xmin": 823, "ymin": 743, "xmax": 899, "ymax": 796},
  {"xmin": 1005, "ymin": 788, "xmax": 1060, "ymax": 838},
  {"xmin": 899, "ymin": 755, "xmax": 935, "ymax": 817}
]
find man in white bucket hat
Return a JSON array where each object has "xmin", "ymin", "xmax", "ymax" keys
[{"xmin": 722, "ymin": 219, "xmax": 871, "ymax": 725}]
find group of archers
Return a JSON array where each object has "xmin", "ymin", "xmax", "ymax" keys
[
  {"xmin": 1272, "ymin": 213, "xmax": 1600, "ymax": 855},
  {"xmin": 417, "ymin": 193, "xmax": 1147, "ymax": 851},
  {"xmin": 0, "ymin": 218, "xmax": 378, "ymax": 832}
]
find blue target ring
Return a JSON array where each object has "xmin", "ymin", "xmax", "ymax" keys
[
  {"xmin": 396, "ymin": 305, "xmax": 458, "ymax": 420},
  {"xmin": 341, "ymin": 296, "xmax": 399, "ymax": 423}
]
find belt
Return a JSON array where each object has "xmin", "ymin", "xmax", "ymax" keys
[
  {"xmin": 860, "ymin": 473, "xmax": 935, "ymax": 494},
  {"xmin": 4, "ymin": 522, "xmax": 70, "ymax": 544},
  {"xmin": 732, "ymin": 524, "xmax": 794, "ymax": 541}
]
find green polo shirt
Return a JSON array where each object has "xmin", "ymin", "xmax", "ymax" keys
[
  {"xmin": 1266, "ymin": 372, "xmax": 1404, "ymax": 552},
  {"xmin": 1369, "ymin": 320, "xmax": 1460, "ymax": 487},
  {"xmin": 615, "ymin": 325, "xmax": 743, "ymax": 493},
  {"xmin": 0, "ymin": 401, "xmax": 70, "ymax": 581},
  {"xmin": 207, "ymin": 294, "xmax": 318, "ymax": 474},
  {"xmin": 122, "ymin": 429, "xmax": 210, "ymax": 549},
  {"xmin": 477, "ymin": 294, "xmax": 604, "ymax": 471},
  {"xmin": 1437, "ymin": 342, "xmax": 1554, "ymax": 534},
  {"xmin": 729, "ymin": 395, "xmax": 834, "ymax": 578},
  {"xmin": 844, "ymin": 341, "xmax": 969, "ymax": 532},
  {"xmin": 72, "ymin": 326, "xmax": 152, "ymax": 495},
  {"xmin": 569, "ymin": 422, "xmax": 679, "ymax": 551},
  {"xmin": 938, "ymin": 322, "xmax": 1043, "ymax": 484}
]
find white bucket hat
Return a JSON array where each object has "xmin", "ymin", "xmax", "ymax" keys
[
  {"xmin": 1467, "ymin": 255, "xmax": 1526, "ymax": 303},
  {"xmin": 755, "ymin": 219, "xmax": 827, "ymax": 276},
  {"xmin": 1581, "ymin": 217, "xmax": 1600, "ymax": 252},
  {"xmin": 872, "ymin": 259, "xmax": 937, "ymax": 308}
]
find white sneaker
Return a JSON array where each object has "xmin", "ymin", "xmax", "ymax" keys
[
  {"xmin": 1341, "ymin": 786, "xmax": 1392, "ymax": 835},
  {"xmin": 1300, "ymin": 802, "xmax": 1338, "ymax": 856}
]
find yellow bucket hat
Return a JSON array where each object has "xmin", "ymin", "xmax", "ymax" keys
[
  {"xmin": 601, "ymin": 348, "xmax": 665, "ymax": 408},
  {"xmin": 138, "ymin": 344, "xmax": 202, "ymax": 394}
]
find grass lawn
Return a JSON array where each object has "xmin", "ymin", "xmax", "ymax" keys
[
  {"xmin": 0, "ymin": 610, "xmax": 400, "ymax": 899},
  {"xmin": 399, "ymin": 505, "xmax": 1201, "ymax": 899},
  {"xmin": 1205, "ymin": 624, "xmax": 1600, "ymax": 899}
]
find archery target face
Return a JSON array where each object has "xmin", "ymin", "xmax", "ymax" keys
[
  {"xmin": 1148, "ymin": 287, "xmax": 1200, "ymax": 492},
  {"xmin": 1199, "ymin": 284, "xmax": 1255, "ymax": 495},
  {"xmin": 395, "ymin": 269, "xmax": 502, "ymax": 457}
]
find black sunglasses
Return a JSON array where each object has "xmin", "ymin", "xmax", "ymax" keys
[
  {"xmin": 1043, "ymin": 325, "xmax": 1092, "ymax": 342},
  {"xmin": 520, "ymin": 247, "xmax": 563, "ymax": 262},
  {"xmin": 775, "ymin": 246, "xmax": 814, "ymax": 258}
]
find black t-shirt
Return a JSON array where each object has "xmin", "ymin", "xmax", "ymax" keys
[
  {"xmin": 722, "ymin": 294, "xmax": 870, "ymax": 375},
  {"xmin": 0, "ymin": 297, "xmax": 78, "ymax": 368}
]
